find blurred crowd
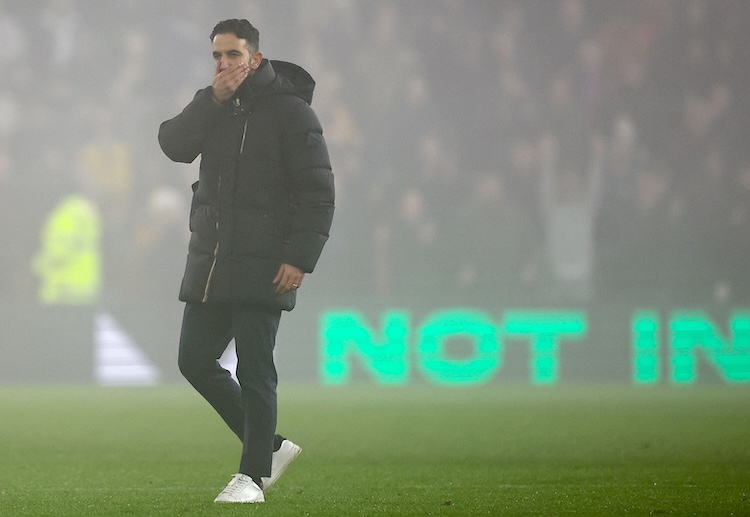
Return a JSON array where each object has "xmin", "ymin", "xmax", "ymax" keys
[{"xmin": 0, "ymin": 0, "xmax": 748, "ymax": 306}]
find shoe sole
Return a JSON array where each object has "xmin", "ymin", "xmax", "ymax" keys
[
  {"xmin": 262, "ymin": 440, "xmax": 302, "ymax": 491},
  {"xmin": 214, "ymin": 475, "xmax": 265, "ymax": 503},
  {"xmin": 214, "ymin": 495, "xmax": 265, "ymax": 504}
]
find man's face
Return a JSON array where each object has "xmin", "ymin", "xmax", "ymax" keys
[{"xmin": 212, "ymin": 32, "xmax": 256, "ymax": 74}]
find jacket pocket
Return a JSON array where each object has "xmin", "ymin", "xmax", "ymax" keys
[
  {"xmin": 188, "ymin": 181, "xmax": 199, "ymax": 232},
  {"xmin": 188, "ymin": 205, "xmax": 217, "ymax": 255}
]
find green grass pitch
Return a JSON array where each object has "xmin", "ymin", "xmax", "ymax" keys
[{"xmin": 0, "ymin": 384, "xmax": 748, "ymax": 516}]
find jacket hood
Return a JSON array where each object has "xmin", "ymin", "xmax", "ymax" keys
[{"xmin": 240, "ymin": 59, "xmax": 316, "ymax": 105}]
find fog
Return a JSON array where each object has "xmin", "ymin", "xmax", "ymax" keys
[{"xmin": 1, "ymin": 0, "xmax": 748, "ymax": 384}]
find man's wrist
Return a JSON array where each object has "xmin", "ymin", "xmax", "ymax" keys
[{"xmin": 209, "ymin": 87, "xmax": 224, "ymax": 105}]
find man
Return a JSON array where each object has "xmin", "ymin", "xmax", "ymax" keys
[{"xmin": 158, "ymin": 19, "xmax": 334, "ymax": 504}]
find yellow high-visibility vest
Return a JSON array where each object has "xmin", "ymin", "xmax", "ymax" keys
[{"xmin": 32, "ymin": 195, "xmax": 102, "ymax": 305}]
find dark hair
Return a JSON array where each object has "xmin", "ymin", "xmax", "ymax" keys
[{"xmin": 210, "ymin": 19, "xmax": 259, "ymax": 51}]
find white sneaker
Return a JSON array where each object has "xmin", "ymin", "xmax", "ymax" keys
[
  {"xmin": 262, "ymin": 439, "xmax": 302, "ymax": 491},
  {"xmin": 214, "ymin": 474, "xmax": 265, "ymax": 503}
]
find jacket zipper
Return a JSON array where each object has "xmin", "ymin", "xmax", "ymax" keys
[
  {"xmin": 202, "ymin": 175, "xmax": 221, "ymax": 302},
  {"xmin": 202, "ymin": 112, "xmax": 247, "ymax": 303},
  {"xmin": 239, "ymin": 117, "xmax": 248, "ymax": 154},
  {"xmin": 202, "ymin": 240, "xmax": 219, "ymax": 302}
]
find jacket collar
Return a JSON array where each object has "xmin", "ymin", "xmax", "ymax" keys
[
  {"xmin": 240, "ymin": 59, "xmax": 275, "ymax": 97},
  {"xmin": 235, "ymin": 58, "xmax": 315, "ymax": 105}
]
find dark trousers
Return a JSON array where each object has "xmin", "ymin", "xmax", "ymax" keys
[{"xmin": 178, "ymin": 301, "xmax": 281, "ymax": 479}]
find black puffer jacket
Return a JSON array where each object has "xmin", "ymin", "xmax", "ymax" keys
[{"xmin": 158, "ymin": 59, "xmax": 334, "ymax": 310}]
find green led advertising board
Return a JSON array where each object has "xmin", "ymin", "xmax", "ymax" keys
[{"xmin": 321, "ymin": 309, "xmax": 750, "ymax": 386}]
